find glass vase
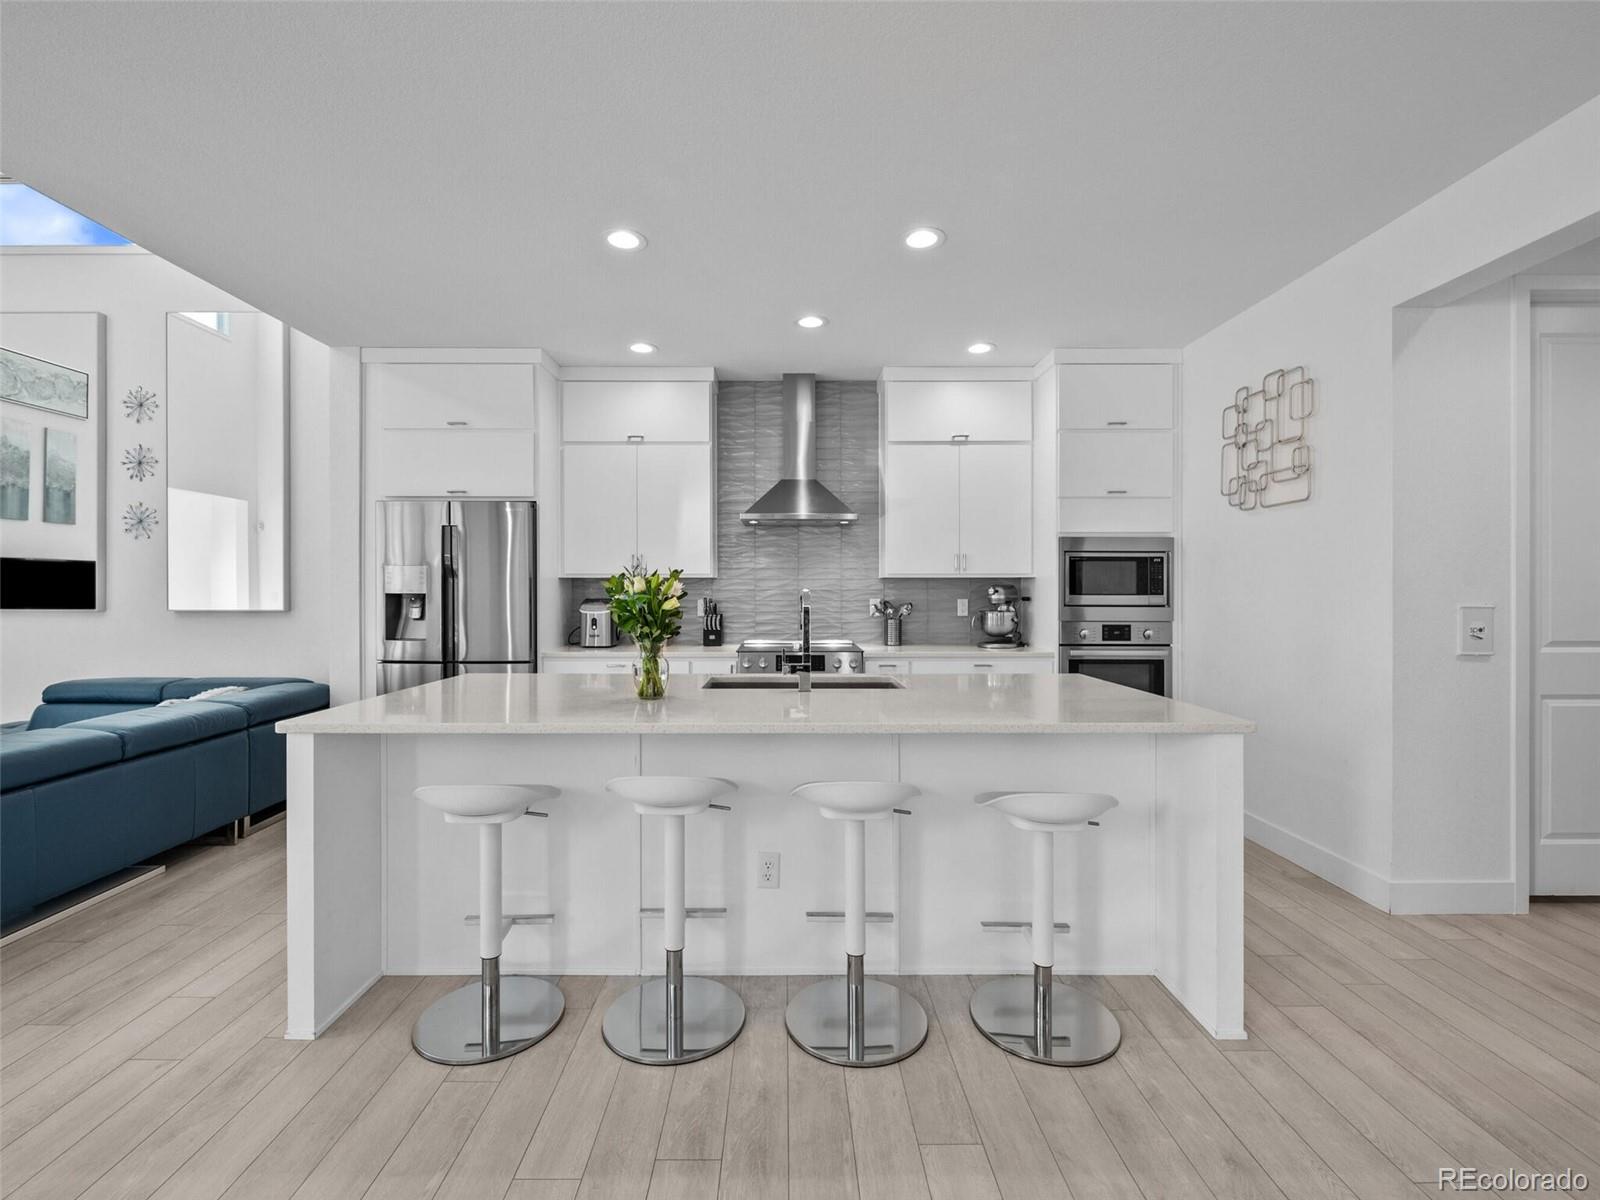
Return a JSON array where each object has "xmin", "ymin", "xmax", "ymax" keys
[{"xmin": 634, "ymin": 643, "xmax": 669, "ymax": 700}]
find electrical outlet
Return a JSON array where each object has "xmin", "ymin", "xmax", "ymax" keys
[
  {"xmin": 757, "ymin": 851, "xmax": 780, "ymax": 889},
  {"xmin": 956, "ymin": 598, "xmax": 969, "ymax": 617}
]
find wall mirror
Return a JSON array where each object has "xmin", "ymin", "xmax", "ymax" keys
[{"xmin": 166, "ymin": 311, "xmax": 288, "ymax": 611}]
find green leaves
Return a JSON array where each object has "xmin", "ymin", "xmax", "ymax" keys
[{"xmin": 603, "ymin": 558, "xmax": 687, "ymax": 648}]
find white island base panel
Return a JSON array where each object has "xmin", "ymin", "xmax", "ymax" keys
[{"xmin": 286, "ymin": 728, "xmax": 1243, "ymax": 1040}]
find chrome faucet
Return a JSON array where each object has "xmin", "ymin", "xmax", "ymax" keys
[{"xmin": 797, "ymin": 588, "xmax": 812, "ymax": 692}]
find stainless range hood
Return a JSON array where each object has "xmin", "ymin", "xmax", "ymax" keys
[{"xmin": 739, "ymin": 374, "xmax": 859, "ymax": 525}]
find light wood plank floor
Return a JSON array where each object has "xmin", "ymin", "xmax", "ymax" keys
[{"xmin": 5, "ymin": 827, "xmax": 1600, "ymax": 1199}]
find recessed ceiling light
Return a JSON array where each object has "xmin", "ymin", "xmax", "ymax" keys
[
  {"xmin": 606, "ymin": 228, "xmax": 646, "ymax": 250},
  {"xmin": 904, "ymin": 227, "xmax": 945, "ymax": 250},
  {"xmin": 629, "ymin": 342, "xmax": 656, "ymax": 354},
  {"xmin": 967, "ymin": 341, "xmax": 995, "ymax": 355},
  {"xmin": 797, "ymin": 315, "xmax": 828, "ymax": 329}
]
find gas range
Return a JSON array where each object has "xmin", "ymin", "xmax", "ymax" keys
[{"xmin": 735, "ymin": 639, "xmax": 866, "ymax": 675}]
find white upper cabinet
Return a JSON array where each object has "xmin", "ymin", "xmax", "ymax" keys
[
  {"xmin": 881, "ymin": 379, "xmax": 1032, "ymax": 442},
  {"xmin": 559, "ymin": 375, "xmax": 717, "ymax": 577},
  {"xmin": 637, "ymin": 443, "xmax": 714, "ymax": 575},
  {"xmin": 1057, "ymin": 364, "xmax": 1174, "ymax": 430},
  {"xmin": 1058, "ymin": 430, "xmax": 1173, "ymax": 498},
  {"xmin": 882, "ymin": 443, "xmax": 963, "ymax": 576},
  {"xmin": 958, "ymin": 443, "xmax": 1033, "ymax": 575},
  {"xmin": 377, "ymin": 429, "xmax": 537, "ymax": 497},
  {"xmin": 562, "ymin": 380, "xmax": 713, "ymax": 442},
  {"xmin": 368, "ymin": 363, "xmax": 536, "ymax": 429}
]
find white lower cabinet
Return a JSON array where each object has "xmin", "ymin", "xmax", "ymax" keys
[
  {"xmin": 541, "ymin": 656, "xmax": 634, "ymax": 675},
  {"xmin": 866, "ymin": 655, "xmax": 1054, "ymax": 676},
  {"xmin": 866, "ymin": 657, "xmax": 911, "ymax": 676}
]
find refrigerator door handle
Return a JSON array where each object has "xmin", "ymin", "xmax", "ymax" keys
[{"xmin": 440, "ymin": 521, "xmax": 459, "ymax": 670}]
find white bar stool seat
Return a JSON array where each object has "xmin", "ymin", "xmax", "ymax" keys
[
  {"xmin": 970, "ymin": 790, "xmax": 1122, "ymax": 1066},
  {"xmin": 785, "ymin": 781, "xmax": 928, "ymax": 1068},
  {"xmin": 411, "ymin": 784, "xmax": 566, "ymax": 1065},
  {"xmin": 602, "ymin": 776, "xmax": 745, "ymax": 1065}
]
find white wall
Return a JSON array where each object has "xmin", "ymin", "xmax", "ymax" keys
[
  {"xmin": 1179, "ymin": 96, "xmax": 1600, "ymax": 909},
  {"xmin": 0, "ymin": 248, "xmax": 338, "ymax": 721}
]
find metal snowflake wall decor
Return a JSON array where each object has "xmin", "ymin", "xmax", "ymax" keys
[
  {"xmin": 122, "ymin": 443, "xmax": 158, "ymax": 482},
  {"xmin": 123, "ymin": 501, "xmax": 159, "ymax": 539},
  {"xmin": 1220, "ymin": 366, "xmax": 1314, "ymax": 511},
  {"xmin": 122, "ymin": 385, "xmax": 159, "ymax": 423}
]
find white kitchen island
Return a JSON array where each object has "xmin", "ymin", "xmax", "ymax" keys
[{"xmin": 277, "ymin": 673, "xmax": 1252, "ymax": 1040}]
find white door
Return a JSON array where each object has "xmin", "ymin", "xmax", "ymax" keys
[
  {"xmin": 882, "ymin": 442, "xmax": 960, "ymax": 575},
  {"xmin": 637, "ymin": 443, "xmax": 714, "ymax": 577},
  {"xmin": 1531, "ymin": 301, "xmax": 1600, "ymax": 895},
  {"xmin": 561, "ymin": 443, "xmax": 637, "ymax": 576},
  {"xmin": 958, "ymin": 443, "xmax": 1032, "ymax": 575}
]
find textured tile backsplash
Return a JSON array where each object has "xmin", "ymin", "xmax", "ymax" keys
[{"xmin": 562, "ymin": 379, "xmax": 1023, "ymax": 647}]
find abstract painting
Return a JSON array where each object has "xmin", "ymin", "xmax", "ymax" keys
[
  {"xmin": 0, "ymin": 417, "xmax": 30, "ymax": 520},
  {"xmin": 0, "ymin": 346, "xmax": 89, "ymax": 420},
  {"xmin": 43, "ymin": 427, "xmax": 77, "ymax": 524}
]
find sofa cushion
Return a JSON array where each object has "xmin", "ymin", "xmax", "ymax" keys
[
  {"xmin": 28, "ymin": 702, "xmax": 148, "ymax": 729},
  {"xmin": 40, "ymin": 677, "xmax": 185, "ymax": 705},
  {"xmin": 211, "ymin": 682, "xmax": 330, "ymax": 725},
  {"xmin": 70, "ymin": 702, "xmax": 247, "ymax": 759},
  {"xmin": 159, "ymin": 677, "xmax": 310, "ymax": 700},
  {"xmin": 0, "ymin": 727, "xmax": 125, "ymax": 790}
]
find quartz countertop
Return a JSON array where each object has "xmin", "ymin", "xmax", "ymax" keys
[
  {"xmin": 540, "ymin": 642, "xmax": 1056, "ymax": 659},
  {"xmin": 278, "ymin": 673, "xmax": 1252, "ymax": 736}
]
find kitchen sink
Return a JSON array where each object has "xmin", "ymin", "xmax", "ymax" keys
[{"xmin": 701, "ymin": 676, "xmax": 905, "ymax": 690}]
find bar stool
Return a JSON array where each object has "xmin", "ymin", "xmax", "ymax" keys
[
  {"xmin": 603, "ymin": 776, "xmax": 745, "ymax": 1065},
  {"xmin": 412, "ymin": 784, "xmax": 566, "ymax": 1065},
  {"xmin": 970, "ymin": 790, "xmax": 1122, "ymax": 1066},
  {"xmin": 786, "ymin": 781, "xmax": 927, "ymax": 1067}
]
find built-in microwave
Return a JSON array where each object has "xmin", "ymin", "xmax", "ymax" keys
[{"xmin": 1061, "ymin": 536, "xmax": 1172, "ymax": 620}]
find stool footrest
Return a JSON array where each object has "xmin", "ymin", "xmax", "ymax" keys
[
  {"xmin": 465, "ymin": 913, "xmax": 555, "ymax": 926},
  {"xmin": 980, "ymin": 920, "xmax": 1071, "ymax": 933},
  {"xmin": 639, "ymin": 906, "xmax": 727, "ymax": 918},
  {"xmin": 807, "ymin": 910, "xmax": 895, "ymax": 923}
]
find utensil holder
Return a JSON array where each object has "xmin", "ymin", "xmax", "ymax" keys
[{"xmin": 884, "ymin": 617, "xmax": 902, "ymax": 647}]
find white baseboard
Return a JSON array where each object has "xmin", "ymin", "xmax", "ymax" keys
[
  {"xmin": 1387, "ymin": 878, "xmax": 1517, "ymax": 914},
  {"xmin": 1244, "ymin": 812, "xmax": 1392, "ymax": 910}
]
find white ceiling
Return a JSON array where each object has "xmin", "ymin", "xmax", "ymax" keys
[{"xmin": 4, "ymin": 2, "xmax": 1599, "ymax": 377}]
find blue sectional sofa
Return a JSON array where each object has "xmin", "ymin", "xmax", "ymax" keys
[{"xmin": 0, "ymin": 676, "xmax": 329, "ymax": 926}]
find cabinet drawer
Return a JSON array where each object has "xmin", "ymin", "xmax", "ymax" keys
[
  {"xmin": 912, "ymin": 656, "xmax": 1054, "ymax": 675},
  {"xmin": 1058, "ymin": 364, "xmax": 1174, "ymax": 430},
  {"xmin": 1058, "ymin": 430, "xmax": 1173, "ymax": 498},
  {"xmin": 376, "ymin": 429, "xmax": 536, "ymax": 497},
  {"xmin": 541, "ymin": 656, "xmax": 634, "ymax": 675},
  {"xmin": 682, "ymin": 657, "xmax": 736, "ymax": 675},
  {"xmin": 882, "ymin": 380, "xmax": 1031, "ymax": 442},
  {"xmin": 866, "ymin": 658, "xmax": 911, "ymax": 676},
  {"xmin": 367, "ymin": 363, "xmax": 535, "ymax": 430},
  {"xmin": 562, "ymin": 381, "xmax": 713, "ymax": 442}
]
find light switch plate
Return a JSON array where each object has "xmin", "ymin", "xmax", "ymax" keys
[{"xmin": 1457, "ymin": 605, "xmax": 1495, "ymax": 656}]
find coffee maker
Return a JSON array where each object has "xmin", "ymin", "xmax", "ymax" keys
[{"xmin": 971, "ymin": 583, "xmax": 1027, "ymax": 649}]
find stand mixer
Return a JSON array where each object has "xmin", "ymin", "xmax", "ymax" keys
[{"xmin": 972, "ymin": 584, "xmax": 1028, "ymax": 649}]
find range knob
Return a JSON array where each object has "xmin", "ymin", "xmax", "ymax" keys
[
  {"xmin": 832, "ymin": 656, "xmax": 842, "ymax": 670},
  {"xmin": 841, "ymin": 658, "xmax": 859, "ymax": 673},
  {"xmin": 740, "ymin": 656, "xmax": 752, "ymax": 670},
  {"xmin": 758, "ymin": 656, "xmax": 770, "ymax": 669},
  {"xmin": 1142, "ymin": 628, "xmax": 1155, "ymax": 641},
  {"xmin": 1078, "ymin": 628, "xmax": 1091, "ymax": 641}
]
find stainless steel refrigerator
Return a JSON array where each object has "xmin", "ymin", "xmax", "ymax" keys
[{"xmin": 377, "ymin": 500, "xmax": 536, "ymax": 695}]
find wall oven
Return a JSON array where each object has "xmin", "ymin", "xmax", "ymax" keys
[
  {"xmin": 1062, "ymin": 620, "xmax": 1172, "ymax": 697},
  {"xmin": 1061, "ymin": 536, "xmax": 1172, "ymax": 620}
]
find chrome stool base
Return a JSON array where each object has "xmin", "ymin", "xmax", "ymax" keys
[
  {"xmin": 786, "ymin": 957, "xmax": 928, "ymax": 1068},
  {"xmin": 602, "ymin": 953, "xmax": 745, "ymax": 1065},
  {"xmin": 412, "ymin": 971, "xmax": 566, "ymax": 1066},
  {"xmin": 969, "ymin": 967, "xmax": 1121, "ymax": 1066}
]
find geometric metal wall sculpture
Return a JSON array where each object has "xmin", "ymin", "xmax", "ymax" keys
[{"xmin": 1221, "ymin": 366, "xmax": 1313, "ymax": 510}]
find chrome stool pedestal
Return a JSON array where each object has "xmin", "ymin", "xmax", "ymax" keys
[
  {"xmin": 785, "ymin": 782, "xmax": 927, "ymax": 1068},
  {"xmin": 970, "ymin": 790, "xmax": 1123, "ymax": 1067},
  {"xmin": 602, "ymin": 777, "xmax": 745, "ymax": 1066},
  {"xmin": 411, "ymin": 784, "xmax": 565, "ymax": 1067}
]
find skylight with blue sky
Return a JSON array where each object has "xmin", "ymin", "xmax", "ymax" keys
[{"xmin": 0, "ymin": 182, "xmax": 131, "ymax": 246}]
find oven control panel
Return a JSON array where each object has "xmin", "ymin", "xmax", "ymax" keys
[{"xmin": 1063, "ymin": 621, "xmax": 1171, "ymax": 646}]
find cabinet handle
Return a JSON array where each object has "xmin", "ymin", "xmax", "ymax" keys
[
  {"xmin": 447, "ymin": 489, "xmax": 468, "ymax": 495},
  {"xmin": 626, "ymin": 434, "xmax": 645, "ymax": 442},
  {"xmin": 1106, "ymin": 420, "xmax": 1128, "ymax": 426},
  {"xmin": 446, "ymin": 420, "xmax": 469, "ymax": 427},
  {"xmin": 961, "ymin": 553, "xmax": 968, "ymax": 571},
  {"xmin": 951, "ymin": 433, "xmax": 969, "ymax": 442},
  {"xmin": 1106, "ymin": 489, "xmax": 1128, "ymax": 495},
  {"xmin": 973, "ymin": 663, "xmax": 994, "ymax": 669}
]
